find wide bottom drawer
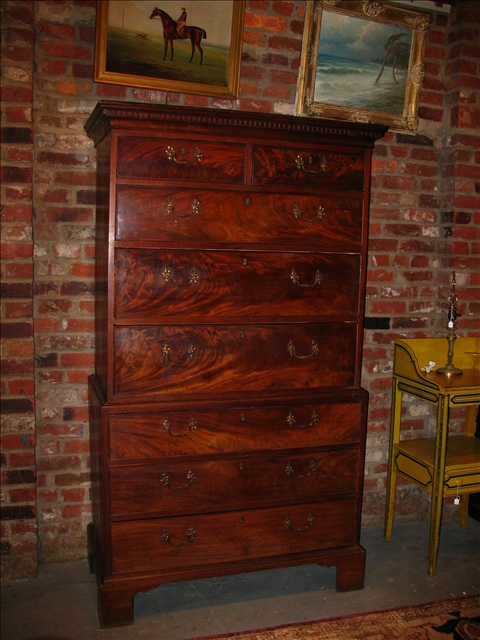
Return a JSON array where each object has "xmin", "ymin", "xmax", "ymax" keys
[{"xmin": 110, "ymin": 498, "xmax": 358, "ymax": 575}]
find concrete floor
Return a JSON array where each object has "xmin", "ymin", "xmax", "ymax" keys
[{"xmin": 1, "ymin": 520, "xmax": 479, "ymax": 640}]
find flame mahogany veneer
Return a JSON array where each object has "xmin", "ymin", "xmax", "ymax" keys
[{"xmin": 85, "ymin": 102, "xmax": 387, "ymax": 627}]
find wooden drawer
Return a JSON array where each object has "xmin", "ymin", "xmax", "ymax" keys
[
  {"xmin": 116, "ymin": 186, "xmax": 364, "ymax": 247},
  {"xmin": 253, "ymin": 146, "xmax": 365, "ymax": 190},
  {"xmin": 110, "ymin": 498, "xmax": 357, "ymax": 574},
  {"xmin": 113, "ymin": 323, "xmax": 357, "ymax": 398},
  {"xmin": 110, "ymin": 449, "xmax": 359, "ymax": 517},
  {"xmin": 114, "ymin": 248, "xmax": 360, "ymax": 320},
  {"xmin": 117, "ymin": 137, "xmax": 245, "ymax": 183},
  {"xmin": 109, "ymin": 400, "xmax": 364, "ymax": 460}
]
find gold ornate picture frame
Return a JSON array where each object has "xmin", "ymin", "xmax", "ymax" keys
[
  {"xmin": 94, "ymin": 1, "xmax": 245, "ymax": 98},
  {"xmin": 296, "ymin": 0, "xmax": 431, "ymax": 132}
]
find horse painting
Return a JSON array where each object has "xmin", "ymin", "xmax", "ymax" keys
[{"xmin": 150, "ymin": 8, "xmax": 207, "ymax": 64}]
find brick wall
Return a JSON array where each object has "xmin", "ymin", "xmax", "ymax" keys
[
  {"xmin": 1, "ymin": 0, "xmax": 37, "ymax": 580},
  {"xmin": 1, "ymin": 0, "xmax": 479, "ymax": 579}
]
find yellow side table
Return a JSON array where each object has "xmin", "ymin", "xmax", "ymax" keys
[{"xmin": 384, "ymin": 337, "xmax": 480, "ymax": 575}]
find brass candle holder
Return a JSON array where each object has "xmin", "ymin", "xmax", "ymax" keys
[{"xmin": 437, "ymin": 271, "xmax": 462, "ymax": 376}]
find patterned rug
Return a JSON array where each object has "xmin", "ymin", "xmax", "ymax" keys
[{"xmin": 191, "ymin": 595, "xmax": 480, "ymax": 640}]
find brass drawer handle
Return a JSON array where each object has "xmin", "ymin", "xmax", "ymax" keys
[
  {"xmin": 162, "ymin": 418, "xmax": 197, "ymax": 437},
  {"xmin": 286, "ymin": 410, "xmax": 319, "ymax": 429},
  {"xmin": 165, "ymin": 196, "xmax": 201, "ymax": 218},
  {"xmin": 162, "ymin": 266, "xmax": 200, "ymax": 286},
  {"xmin": 290, "ymin": 268, "xmax": 322, "ymax": 288},
  {"xmin": 295, "ymin": 154, "xmax": 327, "ymax": 174},
  {"xmin": 165, "ymin": 145, "xmax": 203, "ymax": 165},
  {"xmin": 285, "ymin": 459, "xmax": 317, "ymax": 478},
  {"xmin": 284, "ymin": 513, "xmax": 314, "ymax": 532},
  {"xmin": 293, "ymin": 203, "xmax": 325, "ymax": 223},
  {"xmin": 287, "ymin": 340, "xmax": 319, "ymax": 359},
  {"xmin": 162, "ymin": 343, "xmax": 196, "ymax": 364},
  {"xmin": 162, "ymin": 525, "xmax": 196, "ymax": 546},
  {"xmin": 160, "ymin": 469, "xmax": 196, "ymax": 489}
]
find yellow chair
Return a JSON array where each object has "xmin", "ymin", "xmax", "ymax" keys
[{"xmin": 384, "ymin": 337, "xmax": 480, "ymax": 575}]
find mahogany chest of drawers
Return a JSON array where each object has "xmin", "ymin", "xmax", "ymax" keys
[{"xmin": 85, "ymin": 101, "xmax": 386, "ymax": 627}]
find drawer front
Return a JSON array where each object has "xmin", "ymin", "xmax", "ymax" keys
[
  {"xmin": 110, "ymin": 450, "xmax": 359, "ymax": 517},
  {"xmin": 114, "ymin": 248, "xmax": 360, "ymax": 320},
  {"xmin": 110, "ymin": 498, "xmax": 357, "ymax": 574},
  {"xmin": 116, "ymin": 186, "xmax": 364, "ymax": 247},
  {"xmin": 117, "ymin": 137, "xmax": 245, "ymax": 183},
  {"xmin": 114, "ymin": 323, "xmax": 357, "ymax": 398},
  {"xmin": 253, "ymin": 146, "xmax": 365, "ymax": 190},
  {"xmin": 109, "ymin": 401, "xmax": 363, "ymax": 460}
]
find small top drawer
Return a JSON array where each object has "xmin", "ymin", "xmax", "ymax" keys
[
  {"xmin": 117, "ymin": 136, "xmax": 246, "ymax": 184},
  {"xmin": 253, "ymin": 146, "xmax": 365, "ymax": 190}
]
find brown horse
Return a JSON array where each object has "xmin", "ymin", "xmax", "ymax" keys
[{"xmin": 149, "ymin": 7, "xmax": 207, "ymax": 64}]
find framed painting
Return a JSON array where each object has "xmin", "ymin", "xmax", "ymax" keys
[
  {"xmin": 296, "ymin": 0, "xmax": 431, "ymax": 132},
  {"xmin": 94, "ymin": 1, "xmax": 245, "ymax": 98}
]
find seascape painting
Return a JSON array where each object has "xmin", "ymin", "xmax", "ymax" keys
[
  {"xmin": 315, "ymin": 11, "xmax": 413, "ymax": 116},
  {"xmin": 296, "ymin": 1, "xmax": 430, "ymax": 132},
  {"xmin": 94, "ymin": 0, "xmax": 244, "ymax": 97}
]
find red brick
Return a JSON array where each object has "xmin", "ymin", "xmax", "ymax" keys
[
  {"xmin": 418, "ymin": 106, "xmax": 443, "ymax": 122},
  {"xmin": 38, "ymin": 21, "xmax": 76, "ymax": 40},
  {"xmin": 270, "ymin": 70, "xmax": 297, "ymax": 84},
  {"xmin": 1, "ymin": 47, "xmax": 34, "ymax": 63},
  {"xmin": 8, "ymin": 380, "xmax": 35, "ymax": 395},
  {"xmin": 37, "ymin": 151, "xmax": 89, "ymax": 167},
  {"xmin": 268, "ymin": 35, "xmax": 301, "ymax": 52},
  {"xmin": 238, "ymin": 98, "xmax": 272, "ymax": 113},
  {"xmin": 96, "ymin": 83, "xmax": 128, "ymax": 98},
  {"xmin": 248, "ymin": 1, "xmax": 270, "ymax": 10},
  {"xmin": 61, "ymin": 488, "xmax": 85, "ymax": 502},
  {"xmin": 63, "ymin": 440, "xmax": 90, "ymax": 454},
  {"xmin": 4, "ymin": 106, "xmax": 32, "ymax": 122},
  {"xmin": 367, "ymin": 270, "xmax": 395, "ymax": 282},
  {"xmin": 5, "ymin": 185, "xmax": 32, "ymax": 200},
  {"xmin": 183, "ymin": 95, "xmax": 208, "ymax": 108},
  {"xmin": 9, "ymin": 452, "xmax": 36, "ymax": 468},
  {"xmin": 42, "ymin": 60, "xmax": 67, "ymax": 75},
  {"xmin": 425, "ymin": 45, "xmax": 447, "ymax": 61},
  {"xmin": 10, "ymin": 488, "xmax": 36, "ymax": 503},
  {"xmin": 452, "ymin": 105, "xmax": 480, "ymax": 128},
  {"xmin": 272, "ymin": 1, "xmax": 294, "ymax": 16},
  {"xmin": 1, "ymin": 86, "xmax": 33, "ymax": 102},
  {"xmin": 380, "ymin": 176, "xmax": 414, "ymax": 190},
  {"xmin": 245, "ymin": 13, "xmax": 286, "ymax": 31},
  {"xmin": 241, "ymin": 64, "xmax": 265, "ymax": 79},
  {"xmin": 1, "ymin": 435, "xmax": 36, "ymax": 450},
  {"xmin": 242, "ymin": 32, "xmax": 267, "ymax": 47},
  {"xmin": 263, "ymin": 85, "xmax": 291, "ymax": 99},
  {"xmin": 43, "ymin": 206, "xmax": 92, "ymax": 222},
  {"xmin": 40, "ymin": 42, "xmax": 91, "ymax": 60},
  {"xmin": 55, "ymin": 171, "xmax": 95, "ymax": 185},
  {"xmin": 240, "ymin": 82, "xmax": 260, "ymax": 95},
  {"xmin": 373, "ymin": 159, "xmax": 398, "ymax": 173},
  {"xmin": 60, "ymin": 353, "xmax": 94, "ymax": 367},
  {"xmin": 369, "ymin": 301, "xmax": 406, "ymax": 313}
]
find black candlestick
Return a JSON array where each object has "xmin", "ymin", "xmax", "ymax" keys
[{"xmin": 437, "ymin": 271, "xmax": 462, "ymax": 376}]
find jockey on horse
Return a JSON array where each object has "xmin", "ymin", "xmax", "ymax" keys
[{"xmin": 176, "ymin": 8, "xmax": 187, "ymax": 37}]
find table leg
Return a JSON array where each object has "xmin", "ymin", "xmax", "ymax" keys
[
  {"xmin": 428, "ymin": 394, "xmax": 449, "ymax": 576},
  {"xmin": 385, "ymin": 376, "xmax": 402, "ymax": 541}
]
